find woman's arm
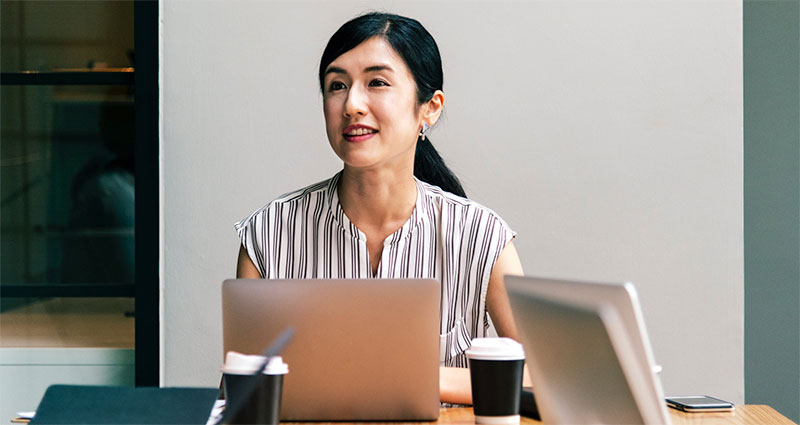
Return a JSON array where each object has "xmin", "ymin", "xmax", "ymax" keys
[
  {"xmin": 487, "ymin": 241, "xmax": 532, "ymax": 386},
  {"xmin": 486, "ymin": 241, "xmax": 524, "ymax": 340},
  {"xmin": 439, "ymin": 242, "xmax": 524, "ymax": 405},
  {"xmin": 439, "ymin": 366, "xmax": 473, "ymax": 405},
  {"xmin": 236, "ymin": 245, "xmax": 262, "ymax": 278}
]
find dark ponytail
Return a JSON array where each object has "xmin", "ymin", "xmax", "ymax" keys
[
  {"xmin": 319, "ymin": 12, "xmax": 467, "ymax": 198},
  {"xmin": 414, "ymin": 138, "xmax": 466, "ymax": 197}
]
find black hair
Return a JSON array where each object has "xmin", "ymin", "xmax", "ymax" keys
[{"xmin": 318, "ymin": 12, "xmax": 467, "ymax": 198}]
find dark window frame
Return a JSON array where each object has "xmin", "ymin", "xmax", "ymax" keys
[{"xmin": 133, "ymin": 0, "xmax": 159, "ymax": 387}]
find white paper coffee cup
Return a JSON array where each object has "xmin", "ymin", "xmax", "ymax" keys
[
  {"xmin": 222, "ymin": 351, "xmax": 288, "ymax": 424},
  {"xmin": 466, "ymin": 338, "xmax": 525, "ymax": 424},
  {"xmin": 221, "ymin": 351, "xmax": 288, "ymax": 375}
]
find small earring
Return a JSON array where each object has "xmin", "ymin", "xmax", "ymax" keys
[{"xmin": 419, "ymin": 123, "xmax": 430, "ymax": 141}]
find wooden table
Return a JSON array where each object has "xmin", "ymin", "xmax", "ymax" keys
[
  {"xmin": 12, "ymin": 404, "xmax": 794, "ymax": 424},
  {"xmin": 337, "ymin": 405, "xmax": 796, "ymax": 424},
  {"xmin": 664, "ymin": 405, "xmax": 795, "ymax": 425}
]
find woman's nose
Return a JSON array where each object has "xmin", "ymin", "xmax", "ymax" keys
[{"xmin": 343, "ymin": 86, "xmax": 367, "ymax": 117}]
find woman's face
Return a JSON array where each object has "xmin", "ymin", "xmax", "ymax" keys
[{"xmin": 322, "ymin": 37, "xmax": 425, "ymax": 172}]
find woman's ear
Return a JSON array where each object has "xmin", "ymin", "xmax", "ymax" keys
[{"xmin": 421, "ymin": 90, "xmax": 445, "ymax": 128}]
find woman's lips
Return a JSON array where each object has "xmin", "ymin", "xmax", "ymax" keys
[
  {"xmin": 343, "ymin": 125, "xmax": 378, "ymax": 143},
  {"xmin": 344, "ymin": 132, "xmax": 377, "ymax": 142}
]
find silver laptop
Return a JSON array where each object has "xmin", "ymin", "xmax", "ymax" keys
[
  {"xmin": 221, "ymin": 278, "xmax": 440, "ymax": 421},
  {"xmin": 505, "ymin": 275, "xmax": 671, "ymax": 424}
]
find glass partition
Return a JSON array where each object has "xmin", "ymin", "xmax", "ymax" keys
[{"xmin": 1, "ymin": 5, "xmax": 137, "ymax": 416}]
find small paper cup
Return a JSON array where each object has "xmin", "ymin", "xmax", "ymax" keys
[{"xmin": 466, "ymin": 338, "xmax": 525, "ymax": 424}]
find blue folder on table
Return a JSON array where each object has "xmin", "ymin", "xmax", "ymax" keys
[{"xmin": 30, "ymin": 384, "xmax": 218, "ymax": 424}]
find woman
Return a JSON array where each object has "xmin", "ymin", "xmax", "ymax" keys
[{"xmin": 235, "ymin": 12, "xmax": 523, "ymax": 405}]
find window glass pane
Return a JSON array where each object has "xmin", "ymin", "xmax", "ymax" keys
[
  {"xmin": 1, "ymin": 3, "xmax": 138, "ymax": 418},
  {"xmin": 1, "ymin": 0, "xmax": 134, "ymax": 73},
  {"xmin": 1, "ymin": 1, "xmax": 137, "ymax": 417},
  {"xmin": 1, "ymin": 85, "xmax": 134, "ymax": 287}
]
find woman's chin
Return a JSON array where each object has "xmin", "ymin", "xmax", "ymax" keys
[
  {"xmin": 336, "ymin": 152, "xmax": 381, "ymax": 169},
  {"xmin": 342, "ymin": 160, "xmax": 382, "ymax": 171},
  {"xmin": 334, "ymin": 147, "xmax": 414, "ymax": 172}
]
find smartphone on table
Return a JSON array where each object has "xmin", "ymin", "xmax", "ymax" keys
[{"xmin": 665, "ymin": 396, "xmax": 734, "ymax": 412}]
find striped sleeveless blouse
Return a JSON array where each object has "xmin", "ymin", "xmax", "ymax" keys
[{"xmin": 235, "ymin": 171, "xmax": 515, "ymax": 367}]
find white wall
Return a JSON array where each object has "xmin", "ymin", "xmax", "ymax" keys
[{"xmin": 162, "ymin": 0, "xmax": 743, "ymax": 403}]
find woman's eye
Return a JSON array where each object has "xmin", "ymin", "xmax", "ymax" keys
[
  {"xmin": 369, "ymin": 79, "xmax": 389, "ymax": 87},
  {"xmin": 328, "ymin": 81, "xmax": 346, "ymax": 91}
]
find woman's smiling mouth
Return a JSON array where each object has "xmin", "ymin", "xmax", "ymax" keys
[{"xmin": 343, "ymin": 125, "xmax": 379, "ymax": 142}]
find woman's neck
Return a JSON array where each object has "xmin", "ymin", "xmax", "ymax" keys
[{"xmin": 338, "ymin": 166, "xmax": 417, "ymax": 230}]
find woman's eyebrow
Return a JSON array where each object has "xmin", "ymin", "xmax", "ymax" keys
[
  {"xmin": 324, "ymin": 66, "xmax": 347, "ymax": 77},
  {"xmin": 364, "ymin": 64, "xmax": 394, "ymax": 73},
  {"xmin": 324, "ymin": 64, "xmax": 394, "ymax": 77}
]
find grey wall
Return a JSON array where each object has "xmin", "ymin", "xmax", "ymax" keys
[
  {"xmin": 744, "ymin": 0, "xmax": 800, "ymax": 422},
  {"xmin": 161, "ymin": 0, "xmax": 744, "ymax": 404}
]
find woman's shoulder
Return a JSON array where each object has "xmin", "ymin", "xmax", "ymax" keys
[
  {"xmin": 417, "ymin": 180, "xmax": 517, "ymax": 248},
  {"xmin": 417, "ymin": 179, "xmax": 497, "ymax": 213},
  {"xmin": 270, "ymin": 177, "xmax": 333, "ymax": 206},
  {"xmin": 417, "ymin": 180, "xmax": 516, "ymax": 239},
  {"xmin": 236, "ymin": 176, "xmax": 335, "ymax": 228}
]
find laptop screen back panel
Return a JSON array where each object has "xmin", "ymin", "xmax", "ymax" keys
[
  {"xmin": 511, "ymin": 295, "xmax": 644, "ymax": 424},
  {"xmin": 222, "ymin": 278, "xmax": 440, "ymax": 421},
  {"xmin": 506, "ymin": 276, "xmax": 670, "ymax": 425}
]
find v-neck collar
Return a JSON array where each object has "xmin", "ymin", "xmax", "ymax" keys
[{"xmin": 326, "ymin": 171, "xmax": 427, "ymax": 246}]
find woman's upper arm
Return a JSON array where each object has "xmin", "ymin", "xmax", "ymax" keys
[
  {"xmin": 486, "ymin": 241, "xmax": 524, "ymax": 340},
  {"xmin": 236, "ymin": 245, "xmax": 262, "ymax": 278}
]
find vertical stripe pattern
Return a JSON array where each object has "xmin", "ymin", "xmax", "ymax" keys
[{"xmin": 235, "ymin": 171, "xmax": 515, "ymax": 367}]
